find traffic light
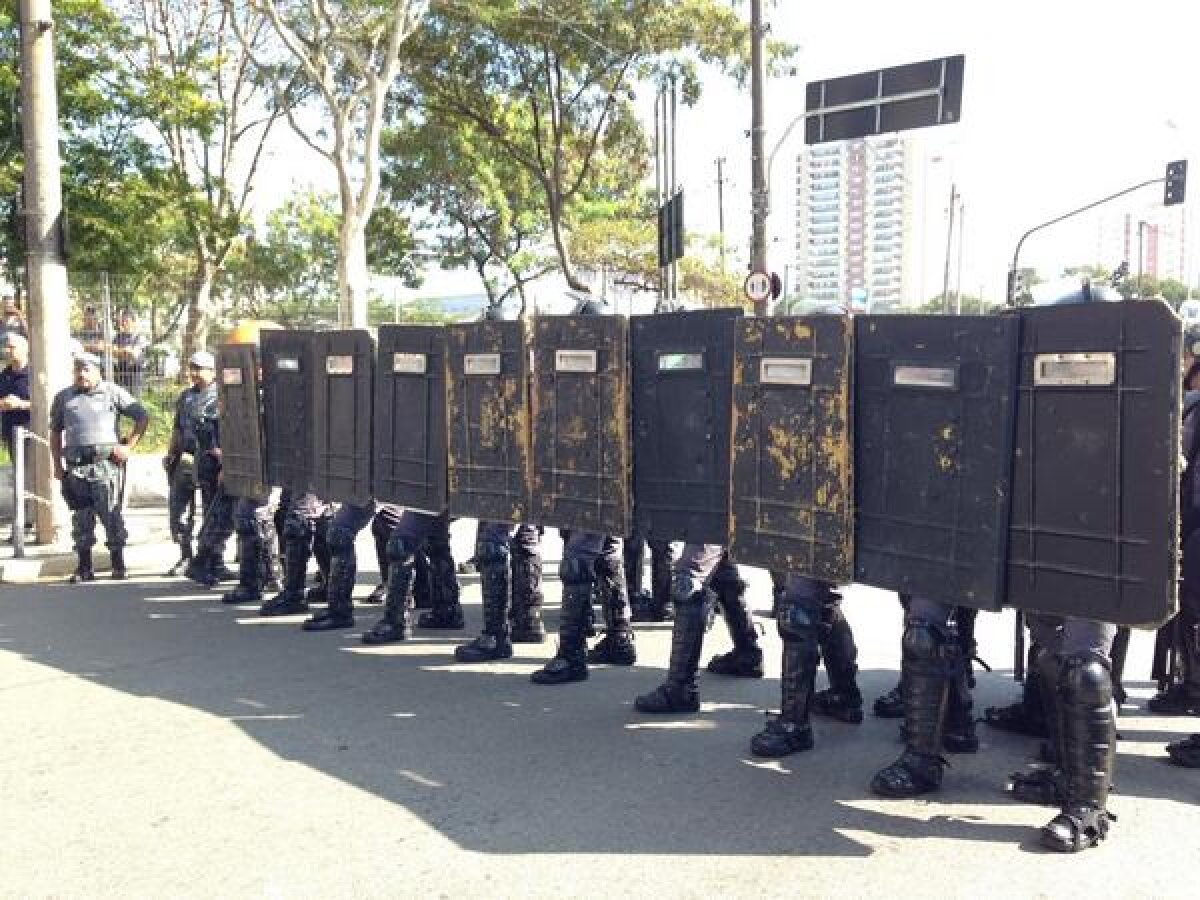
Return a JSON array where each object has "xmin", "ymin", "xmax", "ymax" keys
[
  {"xmin": 1165, "ymin": 160, "xmax": 1187, "ymax": 207},
  {"xmin": 1007, "ymin": 269, "xmax": 1024, "ymax": 304}
]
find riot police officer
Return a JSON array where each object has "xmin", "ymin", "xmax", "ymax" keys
[
  {"xmin": 164, "ymin": 351, "xmax": 218, "ymax": 575},
  {"xmin": 361, "ymin": 510, "xmax": 462, "ymax": 643},
  {"xmin": 453, "ymin": 521, "xmax": 545, "ymax": 660},
  {"xmin": 633, "ymin": 545, "xmax": 763, "ymax": 713},
  {"xmin": 260, "ymin": 490, "xmax": 330, "ymax": 617},
  {"xmin": 750, "ymin": 575, "xmax": 863, "ymax": 757},
  {"xmin": 50, "ymin": 352, "xmax": 149, "ymax": 582}
]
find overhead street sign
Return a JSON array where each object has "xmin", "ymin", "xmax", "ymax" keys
[
  {"xmin": 744, "ymin": 271, "xmax": 772, "ymax": 303},
  {"xmin": 804, "ymin": 54, "xmax": 965, "ymax": 145}
]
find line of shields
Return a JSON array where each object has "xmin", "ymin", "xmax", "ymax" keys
[{"xmin": 215, "ymin": 300, "xmax": 1182, "ymax": 630}]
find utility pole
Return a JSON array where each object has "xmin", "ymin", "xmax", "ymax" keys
[
  {"xmin": 954, "ymin": 201, "xmax": 965, "ymax": 314},
  {"xmin": 749, "ymin": 0, "xmax": 769, "ymax": 315},
  {"xmin": 940, "ymin": 183, "xmax": 958, "ymax": 314},
  {"xmin": 1137, "ymin": 220, "xmax": 1147, "ymax": 299},
  {"xmin": 18, "ymin": 0, "xmax": 71, "ymax": 546},
  {"xmin": 716, "ymin": 156, "xmax": 727, "ymax": 274}
]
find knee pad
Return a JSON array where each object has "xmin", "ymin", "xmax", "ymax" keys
[
  {"xmin": 387, "ymin": 533, "xmax": 420, "ymax": 564},
  {"xmin": 1061, "ymin": 653, "xmax": 1113, "ymax": 707},
  {"xmin": 593, "ymin": 551, "xmax": 621, "ymax": 581},
  {"xmin": 777, "ymin": 601, "xmax": 820, "ymax": 642},
  {"xmin": 475, "ymin": 540, "xmax": 511, "ymax": 568},
  {"xmin": 902, "ymin": 620, "xmax": 959, "ymax": 672},
  {"xmin": 558, "ymin": 556, "xmax": 594, "ymax": 586},
  {"xmin": 327, "ymin": 524, "xmax": 357, "ymax": 554}
]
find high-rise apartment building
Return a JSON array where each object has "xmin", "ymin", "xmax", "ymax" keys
[{"xmin": 794, "ymin": 136, "xmax": 917, "ymax": 310}]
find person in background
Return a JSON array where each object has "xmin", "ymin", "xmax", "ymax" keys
[
  {"xmin": 1, "ymin": 290, "xmax": 28, "ymax": 342},
  {"xmin": 112, "ymin": 309, "xmax": 148, "ymax": 394},
  {"xmin": 0, "ymin": 332, "xmax": 33, "ymax": 536}
]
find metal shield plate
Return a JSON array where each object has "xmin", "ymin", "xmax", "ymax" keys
[
  {"xmin": 729, "ymin": 316, "xmax": 853, "ymax": 581},
  {"xmin": 530, "ymin": 315, "xmax": 631, "ymax": 535},
  {"xmin": 854, "ymin": 315, "xmax": 1019, "ymax": 610},
  {"xmin": 312, "ymin": 330, "xmax": 374, "ymax": 505},
  {"xmin": 372, "ymin": 325, "xmax": 448, "ymax": 513},
  {"xmin": 261, "ymin": 330, "xmax": 316, "ymax": 491},
  {"xmin": 1007, "ymin": 300, "xmax": 1180, "ymax": 628},
  {"xmin": 631, "ymin": 308, "xmax": 742, "ymax": 544},
  {"xmin": 445, "ymin": 320, "xmax": 532, "ymax": 524},
  {"xmin": 216, "ymin": 343, "xmax": 267, "ymax": 498}
]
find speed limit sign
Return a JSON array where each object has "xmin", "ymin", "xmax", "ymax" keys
[{"xmin": 744, "ymin": 271, "xmax": 772, "ymax": 303}]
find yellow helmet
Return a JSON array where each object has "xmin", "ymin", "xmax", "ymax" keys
[{"xmin": 225, "ymin": 320, "xmax": 281, "ymax": 346}]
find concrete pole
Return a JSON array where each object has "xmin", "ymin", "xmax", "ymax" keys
[
  {"xmin": 18, "ymin": 0, "xmax": 71, "ymax": 546},
  {"xmin": 940, "ymin": 182, "xmax": 958, "ymax": 315},
  {"xmin": 749, "ymin": 0, "xmax": 769, "ymax": 315}
]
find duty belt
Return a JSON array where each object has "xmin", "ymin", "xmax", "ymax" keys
[{"xmin": 64, "ymin": 444, "xmax": 116, "ymax": 466}]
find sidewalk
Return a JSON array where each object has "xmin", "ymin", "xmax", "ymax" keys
[{"xmin": 0, "ymin": 505, "xmax": 175, "ymax": 583}]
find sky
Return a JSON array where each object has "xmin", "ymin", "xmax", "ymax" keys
[{"xmin": 253, "ymin": 0, "xmax": 1200, "ymax": 304}]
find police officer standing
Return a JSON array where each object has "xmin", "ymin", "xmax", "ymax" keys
[
  {"xmin": 50, "ymin": 352, "xmax": 149, "ymax": 582},
  {"xmin": 163, "ymin": 351, "xmax": 217, "ymax": 575}
]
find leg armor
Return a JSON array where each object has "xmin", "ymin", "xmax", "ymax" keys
[
  {"xmin": 363, "ymin": 534, "xmax": 419, "ymax": 645},
  {"xmin": 510, "ymin": 526, "xmax": 546, "ymax": 643},
  {"xmin": 751, "ymin": 592, "xmax": 820, "ymax": 757},
  {"xmin": 531, "ymin": 556, "xmax": 595, "ymax": 685},
  {"xmin": 301, "ymin": 519, "xmax": 358, "ymax": 631},
  {"xmin": 706, "ymin": 561, "xmax": 763, "ymax": 678},
  {"xmin": 588, "ymin": 539, "xmax": 636, "ymax": 665},
  {"xmin": 454, "ymin": 536, "xmax": 514, "ymax": 662},
  {"xmin": 417, "ymin": 522, "xmax": 465, "ymax": 629}
]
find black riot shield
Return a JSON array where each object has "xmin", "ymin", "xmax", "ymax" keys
[
  {"xmin": 216, "ymin": 343, "xmax": 267, "ymax": 498},
  {"xmin": 530, "ymin": 315, "xmax": 631, "ymax": 535},
  {"xmin": 372, "ymin": 325, "xmax": 448, "ymax": 513},
  {"xmin": 1006, "ymin": 300, "xmax": 1180, "ymax": 628},
  {"xmin": 631, "ymin": 308, "xmax": 742, "ymax": 544},
  {"xmin": 445, "ymin": 320, "xmax": 532, "ymax": 524},
  {"xmin": 729, "ymin": 316, "xmax": 854, "ymax": 581},
  {"xmin": 854, "ymin": 315, "xmax": 1019, "ymax": 611},
  {"xmin": 261, "ymin": 330, "xmax": 316, "ymax": 491},
  {"xmin": 312, "ymin": 330, "xmax": 374, "ymax": 505}
]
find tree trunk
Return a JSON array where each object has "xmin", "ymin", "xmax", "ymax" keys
[
  {"xmin": 183, "ymin": 263, "xmax": 215, "ymax": 362},
  {"xmin": 548, "ymin": 199, "xmax": 587, "ymax": 292},
  {"xmin": 338, "ymin": 215, "xmax": 369, "ymax": 328}
]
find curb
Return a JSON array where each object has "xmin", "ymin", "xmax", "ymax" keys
[{"xmin": 0, "ymin": 541, "xmax": 180, "ymax": 584}]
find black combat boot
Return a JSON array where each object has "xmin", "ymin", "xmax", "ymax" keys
[
  {"xmin": 417, "ymin": 536, "xmax": 464, "ymax": 629},
  {"xmin": 302, "ymin": 544, "xmax": 355, "ymax": 631},
  {"xmin": 260, "ymin": 530, "xmax": 311, "ymax": 617},
  {"xmin": 706, "ymin": 573, "xmax": 763, "ymax": 678},
  {"xmin": 870, "ymin": 622, "xmax": 956, "ymax": 798},
  {"xmin": 454, "ymin": 542, "xmax": 513, "ymax": 661},
  {"xmin": 813, "ymin": 600, "xmax": 864, "ymax": 724},
  {"xmin": 984, "ymin": 641, "xmax": 1050, "ymax": 736},
  {"xmin": 752, "ymin": 630, "xmax": 820, "ymax": 757},
  {"xmin": 531, "ymin": 570, "xmax": 592, "ymax": 685},
  {"xmin": 510, "ymin": 542, "xmax": 546, "ymax": 643},
  {"xmin": 942, "ymin": 655, "xmax": 979, "ymax": 752},
  {"xmin": 260, "ymin": 521, "xmax": 282, "ymax": 593},
  {"xmin": 167, "ymin": 540, "xmax": 192, "ymax": 577},
  {"xmin": 1147, "ymin": 604, "xmax": 1200, "ymax": 715},
  {"xmin": 222, "ymin": 530, "xmax": 263, "ymax": 605},
  {"xmin": 1040, "ymin": 654, "xmax": 1116, "ymax": 853},
  {"xmin": 109, "ymin": 547, "xmax": 129, "ymax": 581},
  {"xmin": 588, "ymin": 552, "xmax": 636, "ymax": 665},
  {"xmin": 631, "ymin": 540, "xmax": 675, "ymax": 622},
  {"xmin": 874, "ymin": 681, "xmax": 905, "ymax": 718},
  {"xmin": 69, "ymin": 548, "xmax": 95, "ymax": 584},
  {"xmin": 634, "ymin": 584, "xmax": 712, "ymax": 713},
  {"xmin": 363, "ymin": 537, "xmax": 416, "ymax": 645},
  {"xmin": 184, "ymin": 546, "xmax": 219, "ymax": 587}
]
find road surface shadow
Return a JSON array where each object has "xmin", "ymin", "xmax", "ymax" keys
[{"xmin": 3, "ymin": 576, "xmax": 1196, "ymax": 857}]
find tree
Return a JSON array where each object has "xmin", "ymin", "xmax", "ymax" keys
[
  {"xmin": 407, "ymin": 0, "xmax": 766, "ymax": 292},
  {"xmin": 1, "ymin": 0, "xmax": 180, "ymax": 288},
  {"xmin": 121, "ymin": 0, "xmax": 299, "ymax": 358},
  {"xmin": 223, "ymin": 188, "xmax": 419, "ymax": 325},
  {"xmin": 235, "ymin": 0, "xmax": 427, "ymax": 327},
  {"xmin": 380, "ymin": 116, "xmax": 553, "ymax": 312}
]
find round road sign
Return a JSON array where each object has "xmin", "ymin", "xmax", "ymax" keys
[{"xmin": 744, "ymin": 271, "xmax": 772, "ymax": 303}]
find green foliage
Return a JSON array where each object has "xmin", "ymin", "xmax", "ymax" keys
[{"xmin": 403, "ymin": 0, "xmax": 772, "ymax": 290}]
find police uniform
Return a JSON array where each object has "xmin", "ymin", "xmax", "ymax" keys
[
  {"xmin": 749, "ymin": 575, "xmax": 864, "ymax": 757},
  {"xmin": 220, "ymin": 489, "xmax": 281, "ymax": 605},
  {"xmin": 50, "ymin": 371, "xmax": 147, "ymax": 581},
  {"xmin": 166, "ymin": 374, "xmax": 218, "ymax": 569},
  {"xmin": 185, "ymin": 400, "xmax": 237, "ymax": 586},
  {"xmin": 362, "ymin": 510, "xmax": 462, "ymax": 644},
  {"xmin": 454, "ymin": 521, "xmax": 545, "ymax": 661},
  {"xmin": 260, "ymin": 490, "xmax": 330, "ymax": 617},
  {"xmin": 634, "ymin": 544, "xmax": 763, "ymax": 713},
  {"xmin": 302, "ymin": 501, "xmax": 404, "ymax": 631},
  {"xmin": 626, "ymin": 531, "xmax": 677, "ymax": 622}
]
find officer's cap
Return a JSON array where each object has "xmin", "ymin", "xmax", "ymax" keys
[
  {"xmin": 73, "ymin": 351, "xmax": 102, "ymax": 369},
  {"xmin": 189, "ymin": 350, "xmax": 216, "ymax": 369}
]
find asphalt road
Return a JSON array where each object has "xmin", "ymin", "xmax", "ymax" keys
[{"xmin": 2, "ymin": 525, "xmax": 1198, "ymax": 898}]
